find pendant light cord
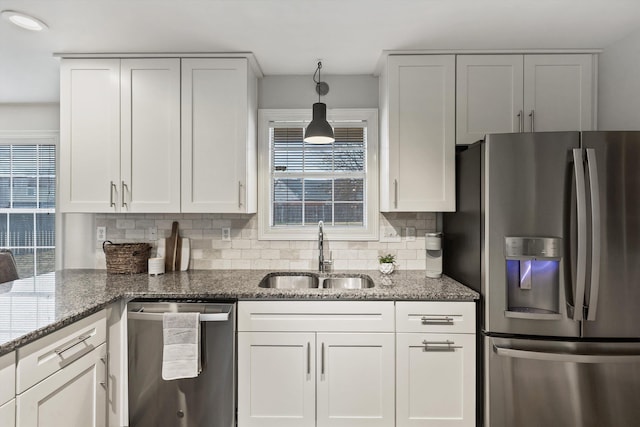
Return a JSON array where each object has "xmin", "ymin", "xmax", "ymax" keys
[{"xmin": 313, "ymin": 61, "xmax": 322, "ymax": 103}]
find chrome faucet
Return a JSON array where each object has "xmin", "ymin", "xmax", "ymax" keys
[{"xmin": 318, "ymin": 221, "xmax": 325, "ymax": 272}]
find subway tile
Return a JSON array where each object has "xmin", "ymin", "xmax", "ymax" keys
[
  {"xmin": 241, "ymin": 249, "xmax": 261, "ymax": 259},
  {"xmin": 231, "ymin": 240, "xmax": 251, "ymax": 249},
  {"xmin": 116, "ymin": 219, "xmax": 136, "ymax": 229},
  {"xmin": 221, "ymin": 249, "xmax": 242, "ymax": 259},
  {"xmin": 270, "ymin": 241, "xmax": 290, "ymax": 249},
  {"xmin": 190, "ymin": 239, "xmax": 214, "ymax": 250},
  {"xmin": 260, "ymin": 249, "xmax": 281, "ymax": 260},
  {"xmin": 125, "ymin": 229, "xmax": 145, "ymax": 240},
  {"xmin": 211, "ymin": 259, "xmax": 232, "ymax": 269},
  {"xmin": 397, "ymin": 249, "xmax": 417, "ymax": 260},
  {"xmin": 231, "ymin": 259, "xmax": 251, "ymax": 269}
]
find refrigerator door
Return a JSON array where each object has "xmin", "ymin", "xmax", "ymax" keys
[
  {"xmin": 581, "ymin": 131, "xmax": 640, "ymax": 338},
  {"xmin": 483, "ymin": 132, "xmax": 580, "ymax": 337},
  {"xmin": 486, "ymin": 335, "xmax": 640, "ymax": 427}
]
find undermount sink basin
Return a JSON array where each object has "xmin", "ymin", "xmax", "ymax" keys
[
  {"xmin": 259, "ymin": 273, "xmax": 319, "ymax": 289},
  {"xmin": 322, "ymin": 276, "xmax": 375, "ymax": 289},
  {"xmin": 259, "ymin": 273, "xmax": 375, "ymax": 290}
]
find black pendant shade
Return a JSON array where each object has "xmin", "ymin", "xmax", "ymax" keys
[{"xmin": 304, "ymin": 102, "xmax": 335, "ymax": 144}]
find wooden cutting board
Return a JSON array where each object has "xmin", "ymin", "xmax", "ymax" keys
[{"xmin": 165, "ymin": 221, "xmax": 182, "ymax": 272}]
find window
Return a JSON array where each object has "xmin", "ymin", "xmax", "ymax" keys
[
  {"xmin": 258, "ymin": 109, "xmax": 378, "ymax": 240},
  {"xmin": 0, "ymin": 132, "xmax": 58, "ymax": 278}
]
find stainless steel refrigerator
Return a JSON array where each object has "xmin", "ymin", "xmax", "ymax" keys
[{"xmin": 443, "ymin": 131, "xmax": 640, "ymax": 427}]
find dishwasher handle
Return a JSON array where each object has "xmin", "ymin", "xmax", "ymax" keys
[{"xmin": 128, "ymin": 308, "xmax": 231, "ymax": 322}]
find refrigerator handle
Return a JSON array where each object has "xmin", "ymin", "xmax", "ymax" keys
[
  {"xmin": 572, "ymin": 149, "xmax": 588, "ymax": 321},
  {"xmin": 585, "ymin": 148, "xmax": 601, "ymax": 321},
  {"xmin": 493, "ymin": 344, "xmax": 640, "ymax": 364}
]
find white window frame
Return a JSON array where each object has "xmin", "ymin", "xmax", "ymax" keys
[
  {"xmin": 258, "ymin": 108, "xmax": 379, "ymax": 240},
  {"xmin": 0, "ymin": 130, "xmax": 61, "ymax": 273}
]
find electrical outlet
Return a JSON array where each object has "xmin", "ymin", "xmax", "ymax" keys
[
  {"xmin": 405, "ymin": 226, "xmax": 416, "ymax": 242},
  {"xmin": 380, "ymin": 226, "xmax": 401, "ymax": 243},
  {"xmin": 222, "ymin": 227, "xmax": 231, "ymax": 241},
  {"xmin": 96, "ymin": 226, "xmax": 106, "ymax": 242},
  {"xmin": 148, "ymin": 227, "xmax": 158, "ymax": 241}
]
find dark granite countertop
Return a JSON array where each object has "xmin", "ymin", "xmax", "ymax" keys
[{"xmin": 0, "ymin": 269, "xmax": 478, "ymax": 356}]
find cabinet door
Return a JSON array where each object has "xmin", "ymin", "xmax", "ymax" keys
[
  {"xmin": 456, "ymin": 55, "xmax": 524, "ymax": 145},
  {"xmin": 120, "ymin": 58, "xmax": 181, "ymax": 212},
  {"xmin": 316, "ymin": 333, "xmax": 395, "ymax": 427},
  {"xmin": 237, "ymin": 332, "xmax": 315, "ymax": 427},
  {"xmin": 60, "ymin": 59, "xmax": 120, "ymax": 212},
  {"xmin": 16, "ymin": 343, "xmax": 107, "ymax": 427},
  {"xmin": 0, "ymin": 399, "xmax": 15, "ymax": 427},
  {"xmin": 182, "ymin": 58, "xmax": 256, "ymax": 213},
  {"xmin": 523, "ymin": 54, "xmax": 594, "ymax": 132},
  {"xmin": 384, "ymin": 55, "xmax": 455, "ymax": 212},
  {"xmin": 396, "ymin": 333, "xmax": 475, "ymax": 427}
]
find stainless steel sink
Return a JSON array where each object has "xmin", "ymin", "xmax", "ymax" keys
[
  {"xmin": 259, "ymin": 273, "xmax": 319, "ymax": 289},
  {"xmin": 322, "ymin": 276, "xmax": 374, "ymax": 289}
]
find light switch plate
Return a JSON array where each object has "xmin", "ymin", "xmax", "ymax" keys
[
  {"xmin": 148, "ymin": 227, "xmax": 158, "ymax": 241},
  {"xmin": 405, "ymin": 227, "xmax": 416, "ymax": 241}
]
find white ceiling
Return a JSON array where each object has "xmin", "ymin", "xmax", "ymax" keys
[{"xmin": 2, "ymin": 0, "xmax": 640, "ymax": 103}]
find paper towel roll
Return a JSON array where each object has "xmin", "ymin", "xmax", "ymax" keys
[{"xmin": 148, "ymin": 257, "xmax": 165, "ymax": 276}]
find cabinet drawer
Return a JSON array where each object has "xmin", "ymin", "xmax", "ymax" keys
[
  {"xmin": 16, "ymin": 310, "xmax": 106, "ymax": 394},
  {"xmin": 396, "ymin": 302, "xmax": 475, "ymax": 333},
  {"xmin": 0, "ymin": 351, "xmax": 15, "ymax": 405},
  {"xmin": 238, "ymin": 301, "xmax": 395, "ymax": 332}
]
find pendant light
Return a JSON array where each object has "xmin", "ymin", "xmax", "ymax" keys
[{"xmin": 304, "ymin": 61, "xmax": 335, "ymax": 144}]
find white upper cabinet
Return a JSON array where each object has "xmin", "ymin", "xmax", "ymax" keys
[
  {"xmin": 181, "ymin": 58, "xmax": 258, "ymax": 213},
  {"xmin": 380, "ymin": 55, "xmax": 456, "ymax": 212},
  {"xmin": 60, "ymin": 58, "xmax": 181, "ymax": 213},
  {"xmin": 60, "ymin": 59, "xmax": 120, "ymax": 212},
  {"xmin": 523, "ymin": 54, "xmax": 594, "ymax": 133},
  {"xmin": 456, "ymin": 53, "xmax": 595, "ymax": 144},
  {"xmin": 456, "ymin": 55, "xmax": 524, "ymax": 145},
  {"xmin": 120, "ymin": 58, "xmax": 181, "ymax": 212}
]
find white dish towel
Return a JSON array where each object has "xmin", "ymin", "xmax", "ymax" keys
[{"xmin": 162, "ymin": 312, "xmax": 201, "ymax": 380}]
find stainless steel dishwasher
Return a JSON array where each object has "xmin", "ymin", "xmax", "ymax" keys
[{"xmin": 127, "ymin": 300, "xmax": 236, "ymax": 427}]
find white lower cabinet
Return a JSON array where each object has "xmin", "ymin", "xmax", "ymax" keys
[
  {"xmin": 237, "ymin": 332, "xmax": 316, "ymax": 427},
  {"xmin": 0, "ymin": 399, "xmax": 15, "ymax": 427},
  {"xmin": 395, "ymin": 302, "xmax": 476, "ymax": 427},
  {"xmin": 316, "ymin": 333, "xmax": 395, "ymax": 427},
  {"xmin": 396, "ymin": 333, "xmax": 475, "ymax": 427},
  {"xmin": 16, "ymin": 343, "xmax": 107, "ymax": 427},
  {"xmin": 237, "ymin": 301, "xmax": 396, "ymax": 427}
]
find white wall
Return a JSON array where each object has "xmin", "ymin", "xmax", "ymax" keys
[
  {"xmin": 0, "ymin": 103, "xmax": 59, "ymax": 130},
  {"xmin": 259, "ymin": 75, "xmax": 378, "ymax": 109},
  {"xmin": 598, "ymin": 28, "xmax": 640, "ymax": 130}
]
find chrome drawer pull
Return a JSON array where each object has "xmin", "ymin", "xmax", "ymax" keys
[
  {"xmin": 421, "ymin": 316, "xmax": 454, "ymax": 324},
  {"xmin": 54, "ymin": 334, "xmax": 92, "ymax": 356},
  {"xmin": 422, "ymin": 340, "xmax": 455, "ymax": 352}
]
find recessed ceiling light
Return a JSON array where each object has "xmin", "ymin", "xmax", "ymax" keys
[{"xmin": 1, "ymin": 10, "xmax": 48, "ymax": 31}]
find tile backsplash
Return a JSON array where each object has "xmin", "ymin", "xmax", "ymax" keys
[{"xmin": 95, "ymin": 212, "xmax": 436, "ymax": 271}]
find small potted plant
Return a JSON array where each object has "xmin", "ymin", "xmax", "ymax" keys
[{"xmin": 378, "ymin": 253, "xmax": 396, "ymax": 274}]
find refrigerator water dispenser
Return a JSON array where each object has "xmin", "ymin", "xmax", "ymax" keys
[{"xmin": 504, "ymin": 237, "xmax": 562, "ymax": 320}]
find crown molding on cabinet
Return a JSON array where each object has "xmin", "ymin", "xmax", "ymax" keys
[
  {"xmin": 53, "ymin": 52, "xmax": 264, "ymax": 78},
  {"xmin": 374, "ymin": 48, "xmax": 603, "ymax": 76}
]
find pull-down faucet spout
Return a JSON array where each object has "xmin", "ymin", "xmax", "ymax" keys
[{"xmin": 318, "ymin": 221, "xmax": 325, "ymax": 272}]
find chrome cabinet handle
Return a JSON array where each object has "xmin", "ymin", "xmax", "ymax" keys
[
  {"xmin": 238, "ymin": 181, "xmax": 243, "ymax": 208},
  {"xmin": 394, "ymin": 179, "xmax": 398, "ymax": 209},
  {"xmin": 517, "ymin": 110, "xmax": 523, "ymax": 132},
  {"xmin": 100, "ymin": 355, "xmax": 108, "ymax": 388},
  {"xmin": 121, "ymin": 181, "xmax": 128, "ymax": 208},
  {"xmin": 572, "ymin": 149, "xmax": 587, "ymax": 321},
  {"xmin": 586, "ymin": 149, "xmax": 601, "ymax": 321},
  {"xmin": 54, "ymin": 334, "xmax": 91, "ymax": 356},
  {"xmin": 421, "ymin": 316, "xmax": 454, "ymax": 324},
  {"xmin": 307, "ymin": 342, "xmax": 311, "ymax": 376},
  {"xmin": 321, "ymin": 342, "xmax": 325, "ymax": 378},
  {"xmin": 529, "ymin": 110, "xmax": 535, "ymax": 132},
  {"xmin": 109, "ymin": 181, "xmax": 116, "ymax": 208},
  {"xmin": 422, "ymin": 340, "xmax": 455, "ymax": 351}
]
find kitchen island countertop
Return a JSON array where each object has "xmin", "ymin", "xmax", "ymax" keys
[{"xmin": 0, "ymin": 269, "xmax": 478, "ymax": 356}]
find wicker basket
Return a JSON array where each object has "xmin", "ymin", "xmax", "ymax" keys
[{"xmin": 103, "ymin": 241, "xmax": 152, "ymax": 274}]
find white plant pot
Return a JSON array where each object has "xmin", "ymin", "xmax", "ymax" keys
[{"xmin": 379, "ymin": 263, "xmax": 395, "ymax": 274}]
